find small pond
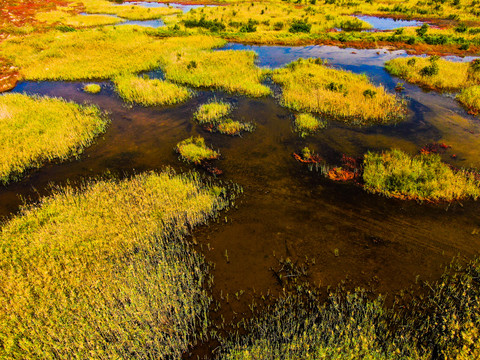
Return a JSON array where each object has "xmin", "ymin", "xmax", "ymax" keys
[{"xmin": 355, "ymin": 15, "xmax": 424, "ymax": 31}]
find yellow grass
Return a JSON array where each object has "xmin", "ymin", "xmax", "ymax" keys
[
  {"xmin": 0, "ymin": 93, "xmax": 109, "ymax": 184},
  {"xmin": 36, "ymin": 10, "xmax": 123, "ymax": 27},
  {"xmin": 458, "ymin": 85, "xmax": 480, "ymax": 113},
  {"xmin": 114, "ymin": 75, "xmax": 192, "ymax": 106},
  {"xmin": 0, "ymin": 170, "xmax": 228, "ymax": 358},
  {"xmin": 272, "ymin": 58, "xmax": 404, "ymax": 125},
  {"xmin": 176, "ymin": 136, "xmax": 220, "ymax": 164},
  {"xmin": 385, "ymin": 57, "xmax": 480, "ymax": 91},
  {"xmin": 81, "ymin": 0, "xmax": 181, "ymax": 20},
  {"xmin": 83, "ymin": 83, "xmax": 101, "ymax": 93}
]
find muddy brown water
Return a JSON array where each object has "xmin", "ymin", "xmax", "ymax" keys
[{"xmin": 3, "ymin": 45, "xmax": 480, "ymax": 350}]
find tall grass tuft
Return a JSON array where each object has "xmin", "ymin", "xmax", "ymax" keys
[
  {"xmin": 362, "ymin": 149, "xmax": 480, "ymax": 201},
  {"xmin": 194, "ymin": 101, "xmax": 232, "ymax": 125},
  {"xmin": 272, "ymin": 58, "xmax": 404, "ymax": 126},
  {"xmin": 176, "ymin": 136, "xmax": 220, "ymax": 164},
  {"xmin": 294, "ymin": 113, "xmax": 326, "ymax": 137},
  {"xmin": 457, "ymin": 85, "xmax": 480, "ymax": 114},
  {"xmin": 0, "ymin": 170, "xmax": 230, "ymax": 359},
  {"xmin": 0, "ymin": 93, "xmax": 109, "ymax": 184},
  {"xmin": 114, "ymin": 75, "xmax": 192, "ymax": 106}
]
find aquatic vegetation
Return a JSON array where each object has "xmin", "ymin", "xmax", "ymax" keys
[
  {"xmin": 162, "ymin": 50, "xmax": 271, "ymax": 97},
  {"xmin": 294, "ymin": 146, "xmax": 323, "ymax": 164},
  {"xmin": 0, "ymin": 170, "xmax": 229, "ymax": 359},
  {"xmin": 36, "ymin": 10, "xmax": 123, "ymax": 27},
  {"xmin": 362, "ymin": 149, "xmax": 480, "ymax": 201},
  {"xmin": 294, "ymin": 113, "xmax": 326, "ymax": 137},
  {"xmin": 272, "ymin": 58, "xmax": 404, "ymax": 126},
  {"xmin": 83, "ymin": 83, "xmax": 101, "ymax": 94},
  {"xmin": 114, "ymin": 74, "xmax": 191, "ymax": 106},
  {"xmin": 0, "ymin": 28, "xmax": 224, "ymax": 81},
  {"xmin": 216, "ymin": 119, "xmax": 254, "ymax": 136},
  {"xmin": 81, "ymin": 0, "xmax": 181, "ymax": 20},
  {"xmin": 385, "ymin": 57, "xmax": 480, "ymax": 91},
  {"xmin": 457, "ymin": 85, "xmax": 480, "ymax": 114},
  {"xmin": 176, "ymin": 136, "xmax": 219, "ymax": 164},
  {"xmin": 194, "ymin": 101, "xmax": 232, "ymax": 125},
  {"xmin": 0, "ymin": 93, "xmax": 108, "ymax": 184},
  {"xmin": 220, "ymin": 256, "xmax": 480, "ymax": 359}
]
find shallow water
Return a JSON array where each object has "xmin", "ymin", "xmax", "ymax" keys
[
  {"xmin": 3, "ymin": 44, "xmax": 480, "ymax": 318},
  {"xmin": 355, "ymin": 15, "xmax": 423, "ymax": 31}
]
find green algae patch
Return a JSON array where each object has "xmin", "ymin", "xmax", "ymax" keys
[
  {"xmin": 162, "ymin": 50, "xmax": 271, "ymax": 97},
  {"xmin": 114, "ymin": 75, "xmax": 192, "ymax": 106},
  {"xmin": 0, "ymin": 170, "xmax": 229, "ymax": 359},
  {"xmin": 176, "ymin": 136, "xmax": 220, "ymax": 164},
  {"xmin": 294, "ymin": 113, "xmax": 327, "ymax": 137},
  {"xmin": 83, "ymin": 83, "xmax": 101, "ymax": 94},
  {"xmin": 272, "ymin": 58, "xmax": 404, "ymax": 126},
  {"xmin": 0, "ymin": 93, "xmax": 109, "ymax": 184},
  {"xmin": 385, "ymin": 57, "xmax": 480, "ymax": 92},
  {"xmin": 363, "ymin": 149, "xmax": 480, "ymax": 201}
]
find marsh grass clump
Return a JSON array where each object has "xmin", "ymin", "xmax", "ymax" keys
[
  {"xmin": 220, "ymin": 256, "xmax": 480, "ymax": 360},
  {"xmin": 294, "ymin": 113, "xmax": 326, "ymax": 137},
  {"xmin": 457, "ymin": 85, "xmax": 480, "ymax": 114},
  {"xmin": 83, "ymin": 83, "xmax": 101, "ymax": 94},
  {"xmin": 272, "ymin": 58, "xmax": 404, "ymax": 126},
  {"xmin": 114, "ymin": 75, "xmax": 191, "ymax": 106},
  {"xmin": 385, "ymin": 57, "xmax": 480, "ymax": 91},
  {"xmin": 362, "ymin": 149, "xmax": 480, "ymax": 201},
  {"xmin": 0, "ymin": 170, "xmax": 229, "ymax": 359},
  {"xmin": 0, "ymin": 93, "xmax": 108, "ymax": 184},
  {"xmin": 194, "ymin": 101, "xmax": 232, "ymax": 125},
  {"xmin": 194, "ymin": 101, "xmax": 253, "ymax": 136},
  {"xmin": 176, "ymin": 136, "xmax": 219, "ymax": 164}
]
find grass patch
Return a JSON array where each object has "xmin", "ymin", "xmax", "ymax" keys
[
  {"xmin": 362, "ymin": 149, "xmax": 480, "ymax": 201},
  {"xmin": 385, "ymin": 57, "xmax": 480, "ymax": 91},
  {"xmin": 220, "ymin": 256, "xmax": 480, "ymax": 359},
  {"xmin": 83, "ymin": 83, "xmax": 101, "ymax": 94},
  {"xmin": 216, "ymin": 119, "xmax": 254, "ymax": 136},
  {"xmin": 457, "ymin": 85, "xmax": 480, "ymax": 114},
  {"xmin": 272, "ymin": 58, "xmax": 404, "ymax": 126},
  {"xmin": 294, "ymin": 113, "xmax": 326, "ymax": 137},
  {"xmin": 36, "ymin": 10, "xmax": 123, "ymax": 27},
  {"xmin": 0, "ymin": 170, "xmax": 229, "ymax": 359},
  {"xmin": 81, "ymin": 0, "xmax": 181, "ymax": 20},
  {"xmin": 0, "ymin": 28, "xmax": 224, "ymax": 81},
  {"xmin": 162, "ymin": 50, "xmax": 271, "ymax": 97},
  {"xmin": 176, "ymin": 136, "xmax": 220, "ymax": 164},
  {"xmin": 0, "ymin": 93, "xmax": 108, "ymax": 184},
  {"xmin": 194, "ymin": 101, "xmax": 232, "ymax": 125},
  {"xmin": 114, "ymin": 75, "xmax": 192, "ymax": 106}
]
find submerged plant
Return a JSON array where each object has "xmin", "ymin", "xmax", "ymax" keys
[{"xmin": 176, "ymin": 136, "xmax": 219, "ymax": 164}]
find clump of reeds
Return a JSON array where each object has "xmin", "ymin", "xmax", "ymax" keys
[
  {"xmin": 194, "ymin": 101, "xmax": 254, "ymax": 136},
  {"xmin": 0, "ymin": 93, "xmax": 109, "ymax": 184},
  {"xmin": 176, "ymin": 136, "xmax": 220, "ymax": 164},
  {"xmin": 83, "ymin": 83, "xmax": 101, "ymax": 94},
  {"xmin": 272, "ymin": 58, "xmax": 405, "ymax": 126},
  {"xmin": 114, "ymin": 74, "xmax": 192, "ymax": 106},
  {"xmin": 294, "ymin": 113, "xmax": 326, "ymax": 137}
]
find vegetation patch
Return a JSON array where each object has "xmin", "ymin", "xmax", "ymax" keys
[
  {"xmin": 0, "ymin": 170, "xmax": 229, "ymax": 359},
  {"xmin": 385, "ymin": 57, "xmax": 480, "ymax": 91},
  {"xmin": 194, "ymin": 101, "xmax": 232, "ymax": 125},
  {"xmin": 162, "ymin": 50, "xmax": 271, "ymax": 97},
  {"xmin": 294, "ymin": 113, "xmax": 326, "ymax": 137},
  {"xmin": 81, "ymin": 0, "xmax": 181, "ymax": 20},
  {"xmin": 216, "ymin": 119, "xmax": 254, "ymax": 136},
  {"xmin": 114, "ymin": 75, "xmax": 191, "ymax": 106},
  {"xmin": 0, "ymin": 93, "xmax": 108, "ymax": 184},
  {"xmin": 272, "ymin": 58, "xmax": 404, "ymax": 126},
  {"xmin": 83, "ymin": 83, "xmax": 101, "ymax": 94},
  {"xmin": 220, "ymin": 257, "xmax": 480, "ymax": 359},
  {"xmin": 457, "ymin": 84, "xmax": 480, "ymax": 114},
  {"xmin": 176, "ymin": 136, "xmax": 220, "ymax": 164},
  {"xmin": 362, "ymin": 149, "xmax": 480, "ymax": 201},
  {"xmin": 36, "ymin": 10, "xmax": 123, "ymax": 27}
]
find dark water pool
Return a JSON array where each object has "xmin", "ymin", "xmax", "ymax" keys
[
  {"xmin": 2, "ymin": 45, "xmax": 480, "ymax": 319},
  {"xmin": 355, "ymin": 15, "xmax": 424, "ymax": 31}
]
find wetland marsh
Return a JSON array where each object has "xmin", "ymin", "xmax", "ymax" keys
[{"xmin": 2, "ymin": 0, "xmax": 480, "ymax": 358}]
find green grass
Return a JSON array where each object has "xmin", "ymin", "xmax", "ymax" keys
[
  {"xmin": 0, "ymin": 170, "xmax": 229, "ymax": 359},
  {"xmin": 36, "ymin": 10, "xmax": 124, "ymax": 27},
  {"xmin": 0, "ymin": 93, "xmax": 109, "ymax": 184},
  {"xmin": 457, "ymin": 85, "xmax": 480, "ymax": 113},
  {"xmin": 114, "ymin": 75, "xmax": 192, "ymax": 106},
  {"xmin": 0, "ymin": 28, "xmax": 225, "ymax": 81},
  {"xmin": 272, "ymin": 58, "xmax": 404, "ymax": 126},
  {"xmin": 194, "ymin": 101, "xmax": 232, "ymax": 125},
  {"xmin": 176, "ymin": 136, "xmax": 220, "ymax": 164},
  {"xmin": 294, "ymin": 113, "xmax": 326, "ymax": 137},
  {"xmin": 216, "ymin": 119, "xmax": 254, "ymax": 136},
  {"xmin": 83, "ymin": 83, "xmax": 101, "ymax": 94},
  {"xmin": 219, "ymin": 256, "xmax": 480, "ymax": 360},
  {"xmin": 385, "ymin": 57, "xmax": 480, "ymax": 91},
  {"xmin": 162, "ymin": 50, "xmax": 271, "ymax": 97},
  {"xmin": 362, "ymin": 149, "xmax": 480, "ymax": 201}
]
